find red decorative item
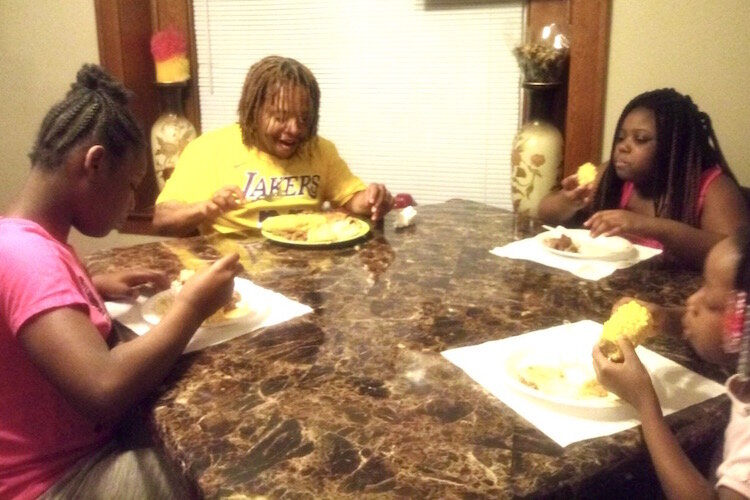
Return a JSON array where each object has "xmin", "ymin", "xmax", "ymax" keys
[
  {"xmin": 393, "ymin": 193, "xmax": 416, "ymax": 209},
  {"xmin": 724, "ymin": 291, "xmax": 746, "ymax": 354},
  {"xmin": 150, "ymin": 29, "xmax": 187, "ymax": 62}
]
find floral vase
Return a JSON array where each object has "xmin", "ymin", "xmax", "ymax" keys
[
  {"xmin": 150, "ymin": 82, "xmax": 197, "ymax": 190},
  {"xmin": 510, "ymin": 82, "xmax": 563, "ymax": 218}
]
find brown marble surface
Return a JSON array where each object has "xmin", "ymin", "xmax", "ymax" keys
[{"xmin": 87, "ymin": 200, "xmax": 729, "ymax": 499}]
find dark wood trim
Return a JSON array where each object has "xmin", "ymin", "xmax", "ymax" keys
[
  {"xmin": 564, "ymin": 0, "xmax": 610, "ymax": 176},
  {"xmin": 149, "ymin": 0, "xmax": 201, "ymax": 130},
  {"xmin": 94, "ymin": 0, "xmax": 199, "ymax": 223},
  {"xmin": 95, "ymin": 0, "xmax": 161, "ymax": 211},
  {"xmin": 527, "ymin": 0, "xmax": 611, "ymax": 177}
]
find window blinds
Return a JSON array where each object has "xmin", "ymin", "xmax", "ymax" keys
[{"xmin": 192, "ymin": 0, "xmax": 523, "ymax": 209}]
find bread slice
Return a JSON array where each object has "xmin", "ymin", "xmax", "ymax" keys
[
  {"xmin": 599, "ymin": 300, "xmax": 654, "ymax": 362},
  {"xmin": 576, "ymin": 162, "xmax": 597, "ymax": 186}
]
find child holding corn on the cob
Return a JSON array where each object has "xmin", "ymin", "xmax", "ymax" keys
[
  {"xmin": 593, "ymin": 230, "xmax": 750, "ymax": 499},
  {"xmin": 538, "ymin": 89, "xmax": 748, "ymax": 269}
]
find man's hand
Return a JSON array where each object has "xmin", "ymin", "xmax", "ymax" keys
[
  {"xmin": 199, "ymin": 185, "xmax": 246, "ymax": 220},
  {"xmin": 345, "ymin": 183, "xmax": 394, "ymax": 221}
]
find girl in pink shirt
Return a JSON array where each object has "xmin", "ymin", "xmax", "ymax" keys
[
  {"xmin": 0, "ymin": 65, "xmax": 242, "ymax": 499},
  {"xmin": 593, "ymin": 229, "xmax": 750, "ymax": 499},
  {"xmin": 539, "ymin": 89, "xmax": 748, "ymax": 269}
]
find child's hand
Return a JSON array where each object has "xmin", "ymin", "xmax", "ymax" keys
[
  {"xmin": 560, "ymin": 173, "xmax": 595, "ymax": 209},
  {"xmin": 175, "ymin": 254, "xmax": 242, "ymax": 320},
  {"xmin": 199, "ymin": 185, "xmax": 246, "ymax": 220},
  {"xmin": 585, "ymin": 209, "xmax": 648, "ymax": 238},
  {"xmin": 363, "ymin": 183, "xmax": 394, "ymax": 221},
  {"xmin": 592, "ymin": 338, "xmax": 659, "ymax": 414},
  {"xmin": 92, "ymin": 269, "xmax": 170, "ymax": 300}
]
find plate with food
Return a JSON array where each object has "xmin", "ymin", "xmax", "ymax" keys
[
  {"xmin": 504, "ymin": 345, "xmax": 621, "ymax": 409},
  {"xmin": 503, "ymin": 301, "xmax": 657, "ymax": 408},
  {"xmin": 141, "ymin": 276, "xmax": 270, "ymax": 330},
  {"xmin": 261, "ymin": 212, "xmax": 370, "ymax": 247},
  {"xmin": 536, "ymin": 228, "xmax": 637, "ymax": 261}
]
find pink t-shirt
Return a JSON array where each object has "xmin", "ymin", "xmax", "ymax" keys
[
  {"xmin": 716, "ymin": 375, "xmax": 750, "ymax": 497},
  {"xmin": 618, "ymin": 166, "xmax": 723, "ymax": 249},
  {"xmin": 0, "ymin": 219, "xmax": 113, "ymax": 500}
]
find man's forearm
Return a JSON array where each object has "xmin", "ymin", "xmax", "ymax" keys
[{"xmin": 152, "ymin": 202, "xmax": 206, "ymax": 237}]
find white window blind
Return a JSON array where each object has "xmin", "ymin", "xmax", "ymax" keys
[{"xmin": 192, "ymin": 0, "xmax": 522, "ymax": 209}]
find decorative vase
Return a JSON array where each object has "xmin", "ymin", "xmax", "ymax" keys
[
  {"xmin": 150, "ymin": 82, "xmax": 197, "ymax": 190},
  {"xmin": 510, "ymin": 82, "xmax": 563, "ymax": 218}
]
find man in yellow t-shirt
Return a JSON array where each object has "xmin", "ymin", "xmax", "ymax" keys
[{"xmin": 154, "ymin": 56, "xmax": 394, "ymax": 236}]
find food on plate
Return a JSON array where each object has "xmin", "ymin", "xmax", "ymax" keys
[
  {"xmin": 598, "ymin": 300, "xmax": 655, "ymax": 362},
  {"xmin": 165, "ymin": 269, "xmax": 247, "ymax": 326},
  {"xmin": 170, "ymin": 268, "xmax": 195, "ymax": 291},
  {"xmin": 576, "ymin": 162, "xmax": 597, "ymax": 186},
  {"xmin": 262, "ymin": 212, "xmax": 365, "ymax": 243},
  {"xmin": 516, "ymin": 363, "xmax": 609, "ymax": 400},
  {"xmin": 544, "ymin": 234, "xmax": 579, "ymax": 253}
]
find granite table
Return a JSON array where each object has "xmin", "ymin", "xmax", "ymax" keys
[{"xmin": 86, "ymin": 200, "xmax": 729, "ymax": 499}]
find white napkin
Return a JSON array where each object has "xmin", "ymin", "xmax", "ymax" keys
[
  {"xmin": 490, "ymin": 232, "xmax": 662, "ymax": 280},
  {"xmin": 105, "ymin": 278, "xmax": 312, "ymax": 354},
  {"xmin": 441, "ymin": 320, "xmax": 725, "ymax": 447}
]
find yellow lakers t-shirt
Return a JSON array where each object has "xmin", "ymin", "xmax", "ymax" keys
[{"xmin": 156, "ymin": 124, "xmax": 366, "ymax": 234}]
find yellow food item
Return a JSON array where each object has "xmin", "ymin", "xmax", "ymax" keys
[
  {"xmin": 263, "ymin": 212, "xmax": 365, "ymax": 243},
  {"xmin": 517, "ymin": 364, "xmax": 610, "ymax": 400},
  {"xmin": 599, "ymin": 300, "xmax": 654, "ymax": 362},
  {"xmin": 576, "ymin": 162, "xmax": 597, "ymax": 186}
]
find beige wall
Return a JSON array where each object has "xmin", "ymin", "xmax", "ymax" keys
[
  {"xmin": 604, "ymin": 0, "xmax": 750, "ymax": 185},
  {"xmin": 0, "ymin": 0, "xmax": 166, "ymax": 256}
]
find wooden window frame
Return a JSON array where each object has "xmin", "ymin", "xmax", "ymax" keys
[{"xmin": 95, "ymin": 0, "xmax": 609, "ymax": 220}]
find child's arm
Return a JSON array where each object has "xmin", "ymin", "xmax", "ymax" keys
[
  {"xmin": 92, "ymin": 269, "xmax": 170, "ymax": 300},
  {"xmin": 585, "ymin": 176, "xmax": 748, "ymax": 268},
  {"xmin": 593, "ymin": 339, "xmax": 717, "ymax": 500},
  {"xmin": 344, "ymin": 183, "xmax": 394, "ymax": 221},
  {"xmin": 585, "ymin": 210, "xmax": 726, "ymax": 268},
  {"xmin": 153, "ymin": 185, "xmax": 246, "ymax": 236},
  {"xmin": 538, "ymin": 171, "xmax": 597, "ymax": 225},
  {"xmin": 18, "ymin": 254, "xmax": 241, "ymax": 424}
]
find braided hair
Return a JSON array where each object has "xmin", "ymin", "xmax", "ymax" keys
[
  {"xmin": 592, "ymin": 88, "xmax": 737, "ymax": 227},
  {"xmin": 29, "ymin": 64, "xmax": 144, "ymax": 169},
  {"xmin": 237, "ymin": 56, "xmax": 320, "ymax": 151}
]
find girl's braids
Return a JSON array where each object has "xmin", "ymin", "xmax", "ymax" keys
[
  {"xmin": 593, "ymin": 88, "xmax": 736, "ymax": 227},
  {"xmin": 237, "ymin": 56, "xmax": 320, "ymax": 150},
  {"xmin": 29, "ymin": 64, "xmax": 144, "ymax": 169}
]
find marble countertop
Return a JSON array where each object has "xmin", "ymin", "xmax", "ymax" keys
[{"xmin": 87, "ymin": 200, "xmax": 729, "ymax": 499}]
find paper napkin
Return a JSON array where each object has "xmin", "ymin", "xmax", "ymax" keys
[
  {"xmin": 442, "ymin": 320, "xmax": 725, "ymax": 447},
  {"xmin": 490, "ymin": 234, "xmax": 662, "ymax": 280},
  {"xmin": 105, "ymin": 278, "xmax": 312, "ymax": 353}
]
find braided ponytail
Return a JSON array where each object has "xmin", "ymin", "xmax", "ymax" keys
[{"xmin": 29, "ymin": 64, "xmax": 144, "ymax": 168}]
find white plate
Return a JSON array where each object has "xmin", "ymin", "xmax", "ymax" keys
[
  {"xmin": 141, "ymin": 277, "xmax": 270, "ymax": 329},
  {"xmin": 536, "ymin": 229, "xmax": 637, "ymax": 261},
  {"xmin": 503, "ymin": 343, "xmax": 621, "ymax": 409}
]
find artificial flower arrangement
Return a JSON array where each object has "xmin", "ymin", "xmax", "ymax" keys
[{"xmin": 513, "ymin": 24, "xmax": 569, "ymax": 83}]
